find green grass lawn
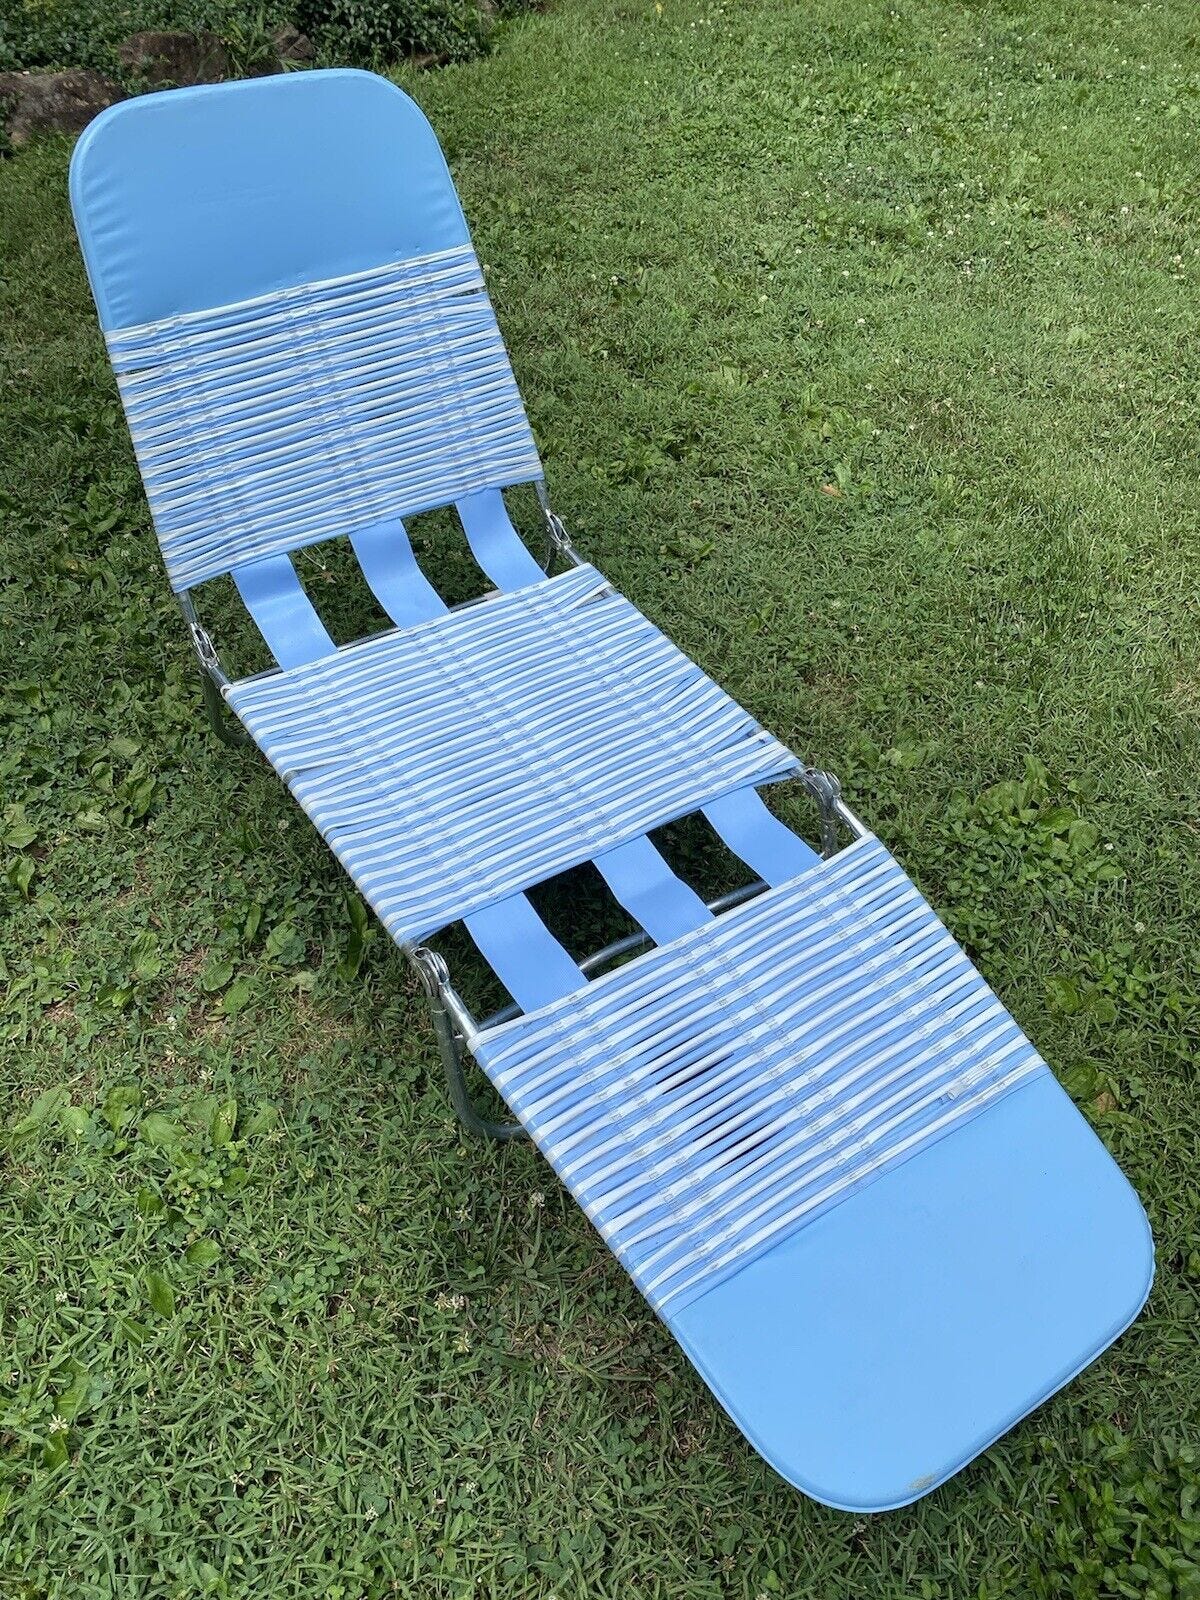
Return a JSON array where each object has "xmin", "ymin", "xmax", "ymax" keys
[{"xmin": 3, "ymin": 0, "xmax": 1199, "ymax": 1593}]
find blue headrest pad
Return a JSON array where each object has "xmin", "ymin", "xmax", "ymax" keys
[{"xmin": 70, "ymin": 70, "xmax": 471, "ymax": 331}]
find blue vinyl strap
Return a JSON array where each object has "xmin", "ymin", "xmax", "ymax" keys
[
  {"xmin": 232, "ymin": 553, "xmax": 335, "ymax": 668},
  {"xmin": 464, "ymin": 896, "xmax": 586, "ymax": 1013},
  {"xmin": 457, "ymin": 488, "xmax": 545, "ymax": 591},
  {"xmin": 703, "ymin": 788, "xmax": 821, "ymax": 887},
  {"xmin": 593, "ymin": 835, "xmax": 710, "ymax": 943},
  {"xmin": 471, "ymin": 916, "xmax": 580, "ymax": 1011},
  {"xmin": 350, "ymin": 518, "xmax": 445, "ymax": 629}
]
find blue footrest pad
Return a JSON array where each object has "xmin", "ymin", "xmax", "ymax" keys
[
  {"xmin": 226, "ymin": 565, "xmax": 800, "ymax": 945},
  {"xmin": 472, "ymin": 832, "xmax": 1046, "ymax": 1317}
]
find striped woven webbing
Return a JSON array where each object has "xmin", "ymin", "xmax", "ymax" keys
[
  {"xmin": 473, "ymin": 834, "xmax": 1047, "ymax": 1316},
  {"xmin": 226, "ymin": 565, "xmax": 801, "ymax": 944},
  {"xmin": 106, "ymin": 244, "xmax": 542, "ymax": 591}
]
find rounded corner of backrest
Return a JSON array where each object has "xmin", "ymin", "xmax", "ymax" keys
[
  {"xmin": 67, "ymin": 102, "xmax": 103, "ymax": 202},
  {"xmin": 69, "ymin": 92, "xmax": 127, "ymax": 185},
  {"xmin": 68, "ymin": 87, "xmax": 176, "ymax": 218},
  {"xmin": 311, "ymin": 69, "xmax": 455, "ymax": 184}
]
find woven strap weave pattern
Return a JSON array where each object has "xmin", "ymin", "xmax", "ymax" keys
[
  {"xmin": 474, "ymin": 833, "xmax": 1047, "ymax": 1315},
  {"xmin": 107, "ymin": 244, "xmax": 542, "ymax": 591},
  {"xmin": 226, "ymin": 565, "xmax": 801, "ymax": 944}
]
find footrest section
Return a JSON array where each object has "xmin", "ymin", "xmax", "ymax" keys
[{"xmin": 473, "ymin": 834, "xmax": 1152, "ymax": 1508}]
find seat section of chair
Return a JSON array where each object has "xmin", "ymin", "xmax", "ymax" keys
[{"xmin": 225, "ymin": 563, "xmax": 802, "ymax": 948}]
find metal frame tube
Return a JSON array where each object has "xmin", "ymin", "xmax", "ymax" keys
[
  {"xmin": 412, "ymin": 946, "xmax": 525, "ymax": 1140},
  {"xmin": 427, "ymin": 987, "xmax": 526, "ymax": 1141}
]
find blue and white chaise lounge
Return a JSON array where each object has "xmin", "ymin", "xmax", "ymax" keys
[{"xmin": 69, "ymin": 69, "xmax": 1153, "ymax": 1512}]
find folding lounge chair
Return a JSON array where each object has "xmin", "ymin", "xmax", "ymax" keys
[{"xmin": 69, "ymin": 70, "xmax": 1153, "ymax": 1512}]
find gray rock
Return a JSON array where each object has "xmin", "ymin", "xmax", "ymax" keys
[
  {"xmin": 268, "ymin": 23, "xmax": 315, "ymax": 65},
  {"xmin": 116, "ymin": 30, "xmax": 231, "ymax": 88},
  {"xmin": 0, "ymin": 68, "xmax": 122, "ymax": 147}
]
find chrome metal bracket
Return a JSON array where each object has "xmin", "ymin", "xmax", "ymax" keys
[
  {"xmin": 190, "ymin": 620, "xmax": 222, "ymax": 677},
  {"xmin": 802, "ymin": 767, "xmax": 846, "ymax": 859},
  {"xmin": 535, "ymin": 483, "xmax": 586, "ymax": 570},
  {"xmin": 178, "ymin": 591, "xmax": 228, "ymax": 685}
]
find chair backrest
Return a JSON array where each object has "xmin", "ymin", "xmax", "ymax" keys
[{"xmin": 70, "ymin": 70, "xmax": 541, "ymax": 594}]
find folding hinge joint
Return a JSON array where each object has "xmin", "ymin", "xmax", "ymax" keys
[
  {"xmin": 189, "ymin": 620, "xmax": 222, "ymax": 679},
  {"xmin": 412, "ymin": 945, "xmax": 451, "ymax": 1002},
  {"xmin": 803, "ymin": 767, "xmax": 844, "ymax": 859}
]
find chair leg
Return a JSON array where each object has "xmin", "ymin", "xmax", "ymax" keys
[
  {"xmin": 427, "ymin": 989, "xmax": 526, "ymax": 1142},
  {"xmin": 201, "ymin": 669, "xmax": 252, "ymax": 748}
]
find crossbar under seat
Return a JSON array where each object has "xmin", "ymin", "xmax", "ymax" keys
[{"xmin": 70, "ymin": 68, "xmax": 1154, "ymax": 1514}]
